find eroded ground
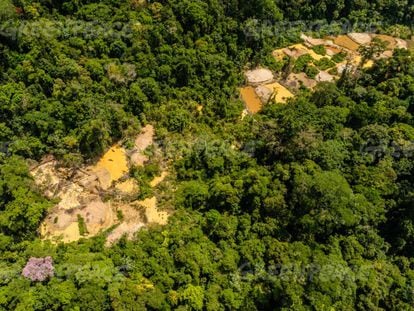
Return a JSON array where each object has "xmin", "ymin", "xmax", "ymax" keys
[
  {"xmin": 241, "ymin": 32, "xmax": 409, "ymax": 114},
  {"xmin": 33, "ymin": 124, "xmax": 171, "ymax": 245}
]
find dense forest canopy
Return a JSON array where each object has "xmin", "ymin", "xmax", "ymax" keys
[{"xmin": 1, "ymin": 0, "xmax": 414, "ymax": 309}]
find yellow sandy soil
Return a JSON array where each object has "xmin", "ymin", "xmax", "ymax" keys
[
  {"xmin": 240, "ymin": 86, "xmax": 262, "ymax": 113},
  {"xmin": 273, "ymin": 44, "xmax": 331, "ymax": 64},
  {"xmin": 150, "ymin": 171, "xmax": 168, "ymax": 188},
  {"xmin": 115, "ymin": 178, "xmax": 139, "ymax": 194},
  {"xmin": 334, "ymin": 35, "xmax": 360, "ymax": 51},
  {"xmin": 33, "ymin": 124, "xmax": 169, "ymax": 245},
  {"xmin": 139, "ymin": 197, "xmax": 169, "ymax": 225},
  {"xmin": 288, "ymin": 43, "xmax": 309, "ymax": 54},
  {"xmin": 363, "ymin": 60, "xmax": 375, "ymax": 69},
  {"xmin": 93, "ymin": 145, "xmax": 128, "ymax": 186},
  {"xmin": 263, "ymin": 82, "xmax": 294, "ymax": 103},
  {"xmin": 290, "ymin": 44, "xmax": 328, "ymax": 61},
  {"xmin": 272, "ymin": 48, "xmax": 286, "ymax": 61},
  {"xmin": 43, "ymin": 222, "xmax": 80, "ymax": 243}
]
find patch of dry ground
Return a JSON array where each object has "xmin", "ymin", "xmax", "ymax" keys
[
  {"xmin": 348, "ymin": 33, "xmax": 372, "ymax": 45},
  {"xmin": 245, "ymin": 68, "xmax": 274, "ymax": 86},
  {"xmin": 241, "ymin": 33, "xmax": 407, "ymax": 115},
  {"xmin": 256, "ymin": 82, "xmax": 294, "ymax": 103},
  {"xmin": 334, "ymin": 35, "xmax": 360, "ymax": 51},
  {"xmin": 150, "ymin": 171, "xmax": 168, "ymax": 188},
  {"xmin": 130, "ymin": 124, "xmax": 154, "ymax": 167},
  {"xmin": 240, "ymin": 86, "xmax": 262, "ymax": 113},
  {"xmin": 286, "ymin": 73, "xmax": 317, "ymax": 90},
  {"xmin": 33, "ymin": 124, "xmax": 171, "ymax": 245}
]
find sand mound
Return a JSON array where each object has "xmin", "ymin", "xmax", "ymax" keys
[
  {"xmin": 105, "ymin": 203, "xmax": 142, "ymax": 245},
  {"xmin": 245, "ymin": 68, "xmax": 274, "ymax": 86},
  {"xmin": 255, "ymin": 85, "xmax": 273, "ymax": 103},
  {"xmin": 325, "ymin": 46, "xmax": 342, "ymax": 56},
  {"xmin": 134, "ymin": 125, "xmax": 154, "ymax": 151},
  {"xmin": 348, "ymin": 33, "xmax": 372, "ymax": 45},
  {"xmin": 300, "ymin": 34, "xmax": 330, "ymax": 47},
  {"xmin": 105, "ymin": 197, "xmax": 171, "ymax": 246},
  {"xmin": 283, "ymin": 44, "xmax": 309, "ymax": 58},
  {"xmin": 106, "ymin": 222, "xmax": 145, "ymax": 245},
  {"xmin": 316, "ymin": 71, "xmax": 335, "ymax": 82}
]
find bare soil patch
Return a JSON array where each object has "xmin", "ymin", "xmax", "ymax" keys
[
  {"xmin": 33, "ymin": 125, "xmax": 170, "ymax": 245},
  {"xmin": 245, "ymin": 68, "xmax": 274, "ymax": 86},
  {"xmin": 334, "ymin": 35, "xmax": 360, "ymax": 51},
  {"xmin": 240, "ymin": 86, "xmax": 262, "ymax": 113}
]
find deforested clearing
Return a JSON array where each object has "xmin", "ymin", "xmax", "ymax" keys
[{"xmin": 240, "ymin": 86, "xmax": 262, "ymax": 113}]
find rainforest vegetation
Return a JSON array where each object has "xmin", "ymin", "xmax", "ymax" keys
[{"xmin": 1, "ymin": 0, "xmax": 414, "ymax": 309}]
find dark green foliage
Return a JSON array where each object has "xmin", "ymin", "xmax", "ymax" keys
[
  {"xmin": 1, "ymin": 0, "xmax": 414, "ymax": 310},
  {"xmin": 77, "ymin": 215, "xmax": 88, "ymax": 236},
  {"xmin": 305, "ymin": 65, "xmax": 319, "ymax": 78},
  {"xmin": 314, "ymin": 57, "xmax": 336, "ymax": 70},
  {"xmin": 332, "ymin": 52, "xmax": 347, "ymax": 63},
  {"xmin": 293, "ymin": 54, "xmax": 313, "ymax": 72},
  {"xmin": 312, "ymin": 45, "xmax": 326, "ymax": 55}
]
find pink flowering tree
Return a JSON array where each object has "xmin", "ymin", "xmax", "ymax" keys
[{"xmin": 22, "ymin": 256, "xmax": 54, "ymax": 281}]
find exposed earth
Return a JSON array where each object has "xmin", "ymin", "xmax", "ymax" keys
[
  {"xmin": 241, "ymin": 32, "xmax": 410, "ymax": 114},
  {"xmin": 32, "ymin": 125, "xmax": 171, "ymax": 244}
]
